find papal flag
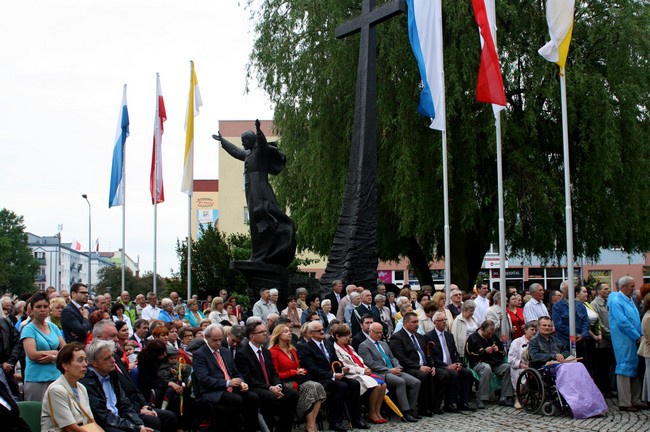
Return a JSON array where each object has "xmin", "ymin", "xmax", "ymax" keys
[
  {"xmin": 539, "ymin": 0, "xmax": 575, "ymax": 68},
  {"xmin": 108, "ymin": 85, "xmax": 129, "ymax": 207},
  {"xmin": 406, "ymin": 0, "xmax": 446, "ymax": 131},
  {"xmin": 150, "ymin": 74, "xmax": 167, "ymax": 204},
  {"xmin": 181, "ymin": 61, "xmax": 203, "ymax": 195}
]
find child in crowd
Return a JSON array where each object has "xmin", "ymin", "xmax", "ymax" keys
[
  {"xmin": 124, "ymin": 340, "xmax": 139, "ymax": 369},
  {"xmin": 158, "ymin": 345, "xmax": 192, "ymax": 411}
]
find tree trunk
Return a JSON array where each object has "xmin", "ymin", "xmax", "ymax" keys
[
  {"xmin": 450, "ymin": 228, "xmax": 490, "ymax": 293},
  {"xmin": 401, "ymin": 237, "xmax": 434, "ymax": 287}
]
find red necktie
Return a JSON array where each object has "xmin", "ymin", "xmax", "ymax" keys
[
  {"xmin": 257, "ymin": 349, "xmax": 270, "ymax": 385},
  {"xmin": 214, "ymin": 350, "xmax": 233, "ymax": 392}
]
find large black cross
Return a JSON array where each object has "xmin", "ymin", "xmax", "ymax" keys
[{"xmin": 321, "ymin": 0, "xmax": 405, "ymax": 290}]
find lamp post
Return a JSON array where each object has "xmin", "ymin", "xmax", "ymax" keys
[{"xmin": 82, "ymin": 194, "xmax": 92, "ymax": 290}]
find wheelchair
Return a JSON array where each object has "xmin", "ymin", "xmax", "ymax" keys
[{"xmin": 515, "ymin": 364, "xmax": 567, "ymax": 416}]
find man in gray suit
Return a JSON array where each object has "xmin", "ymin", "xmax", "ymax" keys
[{"xmin": 358, "ymin": 323, "xmax": 421, "ymax": 422}]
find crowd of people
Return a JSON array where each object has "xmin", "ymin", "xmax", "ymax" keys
[{"xmin": 1, "ymin": 276, "xmax": 650, "ymax": 431}]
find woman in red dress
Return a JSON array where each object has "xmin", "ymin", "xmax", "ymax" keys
[
  {"xmin": 269, "ymin": 324, "xmax": 326, "ymax": 432},
  {"xmin": 506, "ymin": 292, "xmax": 525, "ymax": 340}
]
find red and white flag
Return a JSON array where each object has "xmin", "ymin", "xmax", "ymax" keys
[
  {"xmin": 150, "ymin": 74, "xmax": 167, "ymax": 204},
  {"xmin": 471, "ymin": 0, "xmax": 506, "ymax": 110},
  {"xmin": 70, "ymin": 239, "xmax": 83, "ymax": 251},
  {"xmin": 94, "ymin": 238, "xmax": 99, "ymax": 252}
]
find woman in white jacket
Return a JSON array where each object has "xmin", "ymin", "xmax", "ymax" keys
[
  {"xmin": 332, "ymin": 324, "xmax": 388, "ymax": 424},
  {"xmin": 451, "ymin": 300, "xmax": 478, "ymax": 359}
]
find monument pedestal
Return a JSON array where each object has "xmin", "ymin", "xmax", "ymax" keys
[{"xmin": 231, "ymin": 260, "xmax": 290, "ymax": 299}]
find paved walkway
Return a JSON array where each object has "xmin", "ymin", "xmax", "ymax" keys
[{"xmin": 355, "ymin": 397, "xmax": 649, "ymax": 432}]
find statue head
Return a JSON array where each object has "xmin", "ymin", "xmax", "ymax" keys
[{"xmin": 241, "ymin": 130, "xmax": 256, "ymax": 150}]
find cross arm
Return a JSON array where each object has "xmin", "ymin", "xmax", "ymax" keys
[{"xmin": 335, "ymin": 0, "xmax": 406, "ymax": 39}]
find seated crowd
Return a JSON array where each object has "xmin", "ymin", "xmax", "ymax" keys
[{"xmin": 1, "ymin": 276, "xmax": 649, "ymax": 431}]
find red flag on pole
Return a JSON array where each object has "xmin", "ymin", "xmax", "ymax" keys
[
  {"xmin": 150, "ymin": 74, "xmax": 167, "ymax": 204},
  {"xmin": 471, "ymin": 0, "xmax": 506, "ymax": 107}
]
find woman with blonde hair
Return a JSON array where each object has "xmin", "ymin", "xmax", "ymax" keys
[
  {"xmin": 269, "ymin": 324, "xmax": 326, "ymax": 432},
  {"xmin": 185, "ymin": 298, "xmax": 205, "ymax": 327},
  {"xmin": 48, "ymin": 297, "xmax": 66, "ymax": 337},
  {"xmin": 208, "ymin": 297, "xmax": 228, "ymax": 323},
  {"xmin": 331, "ymin": 324, "xmax": 387, "ymax": 424}
]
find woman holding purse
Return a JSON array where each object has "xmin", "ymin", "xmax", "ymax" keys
[{"xmin": 42, "ymin": 342, "xmax": 100, "ymax": 432}]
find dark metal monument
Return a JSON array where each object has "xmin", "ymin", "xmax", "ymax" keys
[
  {"xmin": 320, "ymin": 0, "xmax": 406, "ymax": 290},
  {"xmin": 213, "ymin": 120, "xmax": 296, "ymax": 296}
]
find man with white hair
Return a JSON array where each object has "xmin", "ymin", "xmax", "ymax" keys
[
  {"xmin": 141, "ymin": 292, "xmax": 161, "ymax": 321},
  {"xmin": 359, "ymin": 322, "xmax": 421, "ymax": 422},
  {"xmin": 335, "ymin": 284, "xmax": 357, "ymax": 322},
  {"xmin": 446, "ymin": 285, "xmax": 463, "ymax": 319},
  {"xmin": 253, "ymin": 288, "xmax": 278, "ymax": 320},
  {"xmin": 609, "ymin": 276, "xmax": 643, "ymax": 411},
  {"xmin": 523, "ymin": 283, "xmax": 548, "ymax": 323}
]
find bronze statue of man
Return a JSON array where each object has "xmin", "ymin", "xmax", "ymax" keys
[{"xmin": 213, "ymin": 120, "xmax": 296, "ymax": 267}]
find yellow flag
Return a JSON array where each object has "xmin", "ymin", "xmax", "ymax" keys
[
  {"xmin": 181, "ymin": 61, "xmax": 203, "ymax": 195},
  {"xmin": 538, "ymin": 0, "xmax": 575, "ymax": 68}
]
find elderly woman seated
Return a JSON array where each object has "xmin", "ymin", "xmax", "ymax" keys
[{"xmin": 508, "ymin": 320, "xmax": 538, "ymax": 408}]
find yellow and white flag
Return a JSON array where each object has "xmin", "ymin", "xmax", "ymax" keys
[
  {"xmin": 538, "ymin": 0, "xmax": 574, "ymax": 68},
  {"xmin": 181, "ymin": 61, "xmax": 203, "ymax": 195}
]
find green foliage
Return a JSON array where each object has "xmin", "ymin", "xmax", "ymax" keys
[
  {"xmin": 175, "ymin": 225, "xmax": 248, "ymax": 299},
  {"xmin": 0, "ymin": 208, "xmax": 39, "ymax": 295},
  {"xmin": 247, "ymin": 0, "xmax": 650, "ymax": 289},
  {"xmin": 95, "ymin": 267, "xmax": 167, "ymax": 299}
]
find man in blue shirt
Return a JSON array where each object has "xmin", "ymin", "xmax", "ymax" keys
[{"xmin": 552, "ymin": 280, "xmax": 589, "ymax": 356}]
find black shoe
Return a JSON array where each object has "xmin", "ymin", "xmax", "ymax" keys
[
  {"xmin": 498, "ymin": 398, "xmax": 514, "ymax": 407},
  {"xmin": 331, "ymin": 422, "xmax": 351, "ymax": 432},
  {"xmin": 409, "ymin": 411, "xmax": 422, "ymax": 420},
  {"xmin": 403, "ymin": 413, "xmax": 419, "ymax": 423},
  {"xmin": 444, "ymin": 405, "xmax": 460, "ymax": 413},
  {"xmin": 459, "ymin": 403, "xmax": 477, "ymax": 412},
  {"xmin": 619, "ymin": 406, "xmax": 639, "ymax": 412},
  {"xmin": 351, "ymin": 420, "xmax": 371, "ymax": 430},
  {"xmin": 418, "ymin": 409, "xmax": 433, "ymax": 417},
  {"xmin": 476, "ymin": 400, "xmax": 486, "ymax": 410},
  {"xmin": 431, "ymin": 408, "xmax": 444, "ymax": 415}
]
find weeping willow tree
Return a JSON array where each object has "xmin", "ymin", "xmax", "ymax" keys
[{"xmin": 245, "ymin": 0, "xmax": 650, "ymax": 289}]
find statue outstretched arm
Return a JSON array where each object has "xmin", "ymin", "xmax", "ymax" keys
[
  {"xmin": 212, "ymin": 131, "xmax": 246, "ymax": 161},
  {"xmin": 255, "ymin": 119, "xmax": 268, "ymax": 151}
]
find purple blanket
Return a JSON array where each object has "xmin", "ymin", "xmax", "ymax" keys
[{"xmin": 555, "ymin": 362, "xmax": 608, "ymax": 418}]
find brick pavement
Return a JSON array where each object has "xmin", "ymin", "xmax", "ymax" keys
[{"xmin": 346, "ymin": 397, "xmax": 649, "ymax": 432}]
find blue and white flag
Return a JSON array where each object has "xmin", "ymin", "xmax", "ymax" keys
[
  {"xmin": 406, "ymin": 0, "xmax": 446, "ymax": 131},
  {"xmin": 109, "ymin": 84, "xmax": 129, "ymax": 207}
]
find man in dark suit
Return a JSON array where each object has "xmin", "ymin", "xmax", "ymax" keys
[
  {"xmin": 325, "ymin": 280, "xmax": 344, "ymax": 316},
  {"xmin": 221, "ymin": 324, "xmax": 245, "ymax": 360},
  {"xmin": 0, "ymin": 374, "xmax": 30, "ymax": 432},
  {"xmin": 354, "ymin": 290, "xmax": 385, "ymax": 336},
  {"xmin": 298, "ymin": 321, "xmax": 370, "ymax": 432},
  {"xmin": 194, "ymin": 323, "xmax": 259, "ymax": 432},
  {"xmin": 351, "ymin": 315, "xmax": 373, "ymax": 351},
  {"xmin": 424, "ymin": 311, "xmax": 475, "ymax": 412},
  {"xmin": 93, "ymin": 320, "xmax": 177, "ymax": 432},
  {"xmin": 235, "ymin": 321, "xmax": 298, "ymax": 432},
  {"xmin": 61, "ymin": 283, "xmax": 92, "ymax": 343},
  {"xmin": 389, "ymin": 312, "xmax": 448, "ymax": 416},
  {"xmin": 0, "ymin": 315, "xmax": 21, "ymax": 398},
  {"xmin": 358, "ymin": 323, "xmax": 421, "ymax": 422}
]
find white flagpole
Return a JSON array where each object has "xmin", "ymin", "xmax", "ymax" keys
[
  {"xmin": 560, "ymin": 67, "xmax": 576, "ymax": 356},
  {"xmin": 153, "ymin": 73, "xmax": 160, "ymax": 296},
  {"xmin": 187, "ymin": 194, "xmax": 192, "ymax": 300},
  {"xmin": 121, "ymin": 123, "xmax": 127, "ymax": 294}
]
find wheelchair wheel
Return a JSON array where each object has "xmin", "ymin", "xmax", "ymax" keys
[
  {"xmin": 541, "ymin": 401, "xmax": 557, "ymax": 416},
  {"xmin": 516, "ymin": 368, "xmax": 545, "ymax": 414}
]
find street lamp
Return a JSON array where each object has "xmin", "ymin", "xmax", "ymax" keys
[{"xmin": 82, "ymin": 194, "xmax": 91, "ymax": 290}]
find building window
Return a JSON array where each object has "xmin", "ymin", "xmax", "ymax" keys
[{"xmin": 244, "ymin": 206, "xmax": 249, "ymax": 224}]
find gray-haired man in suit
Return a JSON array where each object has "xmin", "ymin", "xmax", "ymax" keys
[{"xmin": 358, "ymin": 323, "xmax": 421, "ymax": 422}]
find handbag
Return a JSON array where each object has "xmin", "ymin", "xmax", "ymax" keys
[{"xmin": 47, "ymin": 384, "xmax": 105, "ymax": 432}]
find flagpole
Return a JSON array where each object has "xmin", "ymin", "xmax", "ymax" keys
[
  {"xmin": 153, "ymin": 73, "xmax": 159, "ymax": 297},
  {"xmin": 560, "ymin": 67, "xmax": 576, "ymax": 357},
  {"xmin": 495, "ymin": 112, "xmax": 508, "ymax": 348},
  {"xmin": 442, "ymin": 130, "xmax": 451, "ymax": 301},
  {"xmin": 121, "ymin": 130, "xmax": 126, "ymax": 294},
  {"xmin": 187, "ymin": 194, "xmax": 192, "ymax": 300}
]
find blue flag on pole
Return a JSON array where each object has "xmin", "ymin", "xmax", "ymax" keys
[{"xmin": 109, "ymin": 85, "xmax": 129, "ymax": 207}]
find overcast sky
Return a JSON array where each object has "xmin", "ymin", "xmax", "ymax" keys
[{"xmin": 0, "ymin": 1, "xmax": 274, "ymax": 278}]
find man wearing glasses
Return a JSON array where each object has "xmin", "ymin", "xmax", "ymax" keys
[
  {"xmin": 425, "ymin": 312, "xmax": 475, "ymax": 412},
  {"xmin": 235, "ymin": 322, "xmax": 298, "ymax": 432},
  {"xmin": 61, "ymin": 283, "xmax": 92, "ymax": 343},
  {"xmin": 298, "ymin": 321, "xmax": 369, "ymax": 432},
  {"xmin": 358, "ymin": 323, "xmax": 421, "ymax": 422}
]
